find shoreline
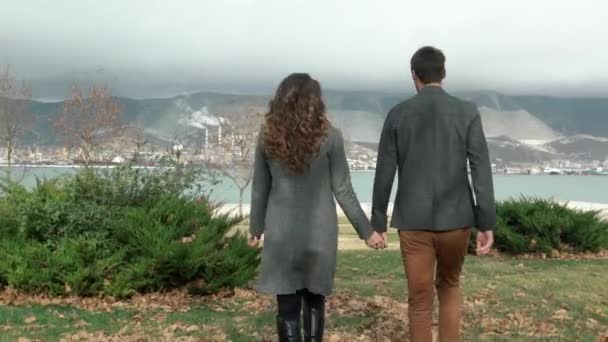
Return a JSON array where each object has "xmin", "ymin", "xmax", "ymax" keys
[
  {"xmin": 4, "ymin": 166, "xmax": 607, "ymax": 211},
  {"xmin": 2, "ymin": 165, "xmax": 608, "ymax": 176},
  {"xmin": 218, "ymin": 201, "xmax": 608, "ymax": 220},
  {"xmin": 0, "ymin": 164, "xmax": 160, "ymax": 169}
]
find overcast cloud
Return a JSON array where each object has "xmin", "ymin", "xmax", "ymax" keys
[{"xmin": 2, "ymin": 0, "xmax": 607, "ymax": 99}]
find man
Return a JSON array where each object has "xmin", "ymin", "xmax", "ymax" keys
[{"xmin": 371, "ymin": 46, "xmax": 496, "ymax": 341}]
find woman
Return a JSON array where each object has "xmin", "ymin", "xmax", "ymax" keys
[{"xmin": 249, "ymin": 73, "xmax": 384, "ymax": 341}]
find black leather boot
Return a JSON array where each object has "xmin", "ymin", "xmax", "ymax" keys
[
  {"xmin": 277, "ymin": 316, "xmax": 302, "ymax": 342},
  {"xmin": 302, "ymin": 300, "xmax": 325, "ymax": 342}
]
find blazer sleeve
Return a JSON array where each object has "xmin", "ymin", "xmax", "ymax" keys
[
  {"xmin": 371, "ymin": 109, "xmax": 398, "ymax": 233},
  {"xmin": 466, "ymin": 104, "xmax": 497, "ymax": 231},
  {"xmin": 249, "ymin": 134, "xmax": 271, "ymax": 237},
  {"xmin": 329, "ymin": 130, "xmax": 374, "ymax": 240}
]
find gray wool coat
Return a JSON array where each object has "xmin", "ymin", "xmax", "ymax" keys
[{"xmin": 249, "ymin": 127, "xmax": 374, "ymax": 296}]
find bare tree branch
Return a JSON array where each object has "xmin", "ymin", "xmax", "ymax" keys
[
  {"xmin": 0, "ymin": 65, "xmax": 33, "ymax": 180},
  {"xmin": 212, "ymin": 106, "xmax": 264, "ymax": 215},
  {"xmin": 54, "ymin": 84, "xmax": 122, "ymax": 166}
]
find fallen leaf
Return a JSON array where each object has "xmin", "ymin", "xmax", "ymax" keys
[
  {"xmin": 328, "ymin": 334, "xmax": 342, "ymax": 342},
  {"xmin": 181, "ymin": 235, "xmax": 196, "ymax": 244},
  {"xmin": 585, "ymin": 318, "xmax": 599, "ymax": 329},
  {"xmin": 23, "ymin": 315, "xmax": 37, "ymax": 324},
  {"xmin": 515, "ymin": 290, "xmax": 526, "ymax": 298},
  {"xmin": 534, "ymin": 321, "xmax": 557, "ymax": 335},
  {"xmin": 234, "ymin": 288, "xmax": 255, "ymax": 299},
  {"xmin": 186, "ymin": 325, "xmax": 199, "ymax": 332},
  {"xmin": 117, "ymin": 324, "xmax": 130, "ymax": 335},
  {"xmin": 551, "ymin": 308, "xmax": 570, "ymax": 321},
  {"xmin": 74, "ymin": 320, "xmax": 90, "ymax": 328}
]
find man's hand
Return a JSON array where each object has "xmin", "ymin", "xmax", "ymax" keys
[
  {"xmin": 476, "ymin": 230, "xmax": 494, "ymax": 255},
  {"xmin": 248, "ymin": 235, "xmax": 261, "ymax": 248},
  {"xmin": 366, "ymin": 232, "xmax": 385, "ymax": 249}
]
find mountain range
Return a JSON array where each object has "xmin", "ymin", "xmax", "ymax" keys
[{"xmin": 18, "ymin": 89, "xmax": 608, "ymax": 163}]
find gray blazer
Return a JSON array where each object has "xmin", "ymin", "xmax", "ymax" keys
[
  {"xmin": 371, "ymin": 86, "xmax": 496, "ymax": 232},
  {"xmin": 250, "ymin": 127, "xmax": 373, "ymax": 295}
]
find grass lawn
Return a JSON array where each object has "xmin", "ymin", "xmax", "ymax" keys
[{"xmin": 1, "ymin": 251, "xmax": 607, "ymax": 341}]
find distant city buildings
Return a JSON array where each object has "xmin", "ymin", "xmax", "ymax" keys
[{"xmin": 1, "ymin": 136, "xmax": 608, "ymax": 177}]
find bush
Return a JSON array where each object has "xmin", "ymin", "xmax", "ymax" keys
[
  {"xmin": 0, "ymin": 165, "xmax": 260, "ymax": 298},
  {"xmin": 65, "ymin": 165, "xmax": 208, "ymax": 207},
  {"xmin": 0, "ymin": 182, "xmax": 29, "ymax": 237},
  {"xmin": 470, "ymin": 197, "xmax": 608, "ymax": 256}
]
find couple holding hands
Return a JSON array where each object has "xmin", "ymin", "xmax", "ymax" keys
[{"xmin": 248, "ymin": 46, "xmax": 496, "ymax": 342}]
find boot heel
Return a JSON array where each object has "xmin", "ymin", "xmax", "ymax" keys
[
  {"xmin": 303, "ymin": 303, "xmax": 325, "ymax": 342},
  {"xmin": 277, "ymin": 316, "xmax": 302, "ymax": 342}
]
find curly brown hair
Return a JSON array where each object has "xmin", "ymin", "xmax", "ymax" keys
[{"xmin": 263, "ymin": 73, "xmax": 330, "ymax": 174}]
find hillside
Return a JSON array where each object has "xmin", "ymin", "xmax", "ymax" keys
[
  {"xmin": 486, "ymin": 136, "xmax": 555, "ymax": 163},
  {"xmin": 356, "ymin": 137, "xmax": 557, "ymax": 164},
  {"xmin": 512, "ymin": 96, "xmax": 608, "ymax": 137},
  {"xmin": 546, "ymin": 135, "xmax": 608, "ymax": 161},
  {"xmin": 14, "ymin": 90, "xmax": 608, "ymax": 163}
]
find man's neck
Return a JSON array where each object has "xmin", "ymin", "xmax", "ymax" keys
[
  {"xmin": 422, "ymin": 83, "xmax": 442, "ymax": 88},
  {"xmin": 415, "ymin": 82, "xmax": 442, "ymax": 92}
]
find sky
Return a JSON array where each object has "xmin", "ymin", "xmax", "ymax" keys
[{"xmin": 2, "ymin": 0, "xmax": 607, "ymax": 99}]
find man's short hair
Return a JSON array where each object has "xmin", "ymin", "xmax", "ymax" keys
[{"xmin": 410, "ymin": 46, "xmax": 446, "ymax": 84}]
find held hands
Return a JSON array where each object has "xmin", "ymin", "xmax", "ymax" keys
[
  {"xmin": 248, "ymin": 235, "xmax": 262, "ymax": 248},
  {"xmin": 250, "ymin": 232, "xmax": 387, "ymax": 250},
  {"xmin": 366, "ymin": 231, "xmax": 386, "ymax": 249},
  {"xmin": 476, "ymin": 230, "xmax": 494, "ymax": 255}
]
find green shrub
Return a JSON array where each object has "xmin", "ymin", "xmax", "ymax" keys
[
  {"xmin": 560, "ymin": 209, "xmax": 608, "ymax": 252},
  {"xmin": 184, "ymin": 213, "xmax": 260, "ymax": 295},
  {"xmin": 0, "ymin": 240, "xmax": 63, "ymax": 295},
  {"xmin": 105, "ymin": 199, "xmax": 259, "ymax": 297},
  {"xmin": 0, "ymin": 165, "xmax": 259, "ymax": 298},
  {"xmin": 65, "ymin": 164, "xmax": 211, "ymax": 207},
  {"xmin": 0, "ymin": 199, "xmax": 21, "ymax": 238},
  {"xmin": 22, "ymin": 197, "xmax": 115, "ymax": 244},
  {"xmin": 470, "ymin": 197, "xmax": 608, "ymax": 256},
  {"xmin": 0, "ymin": 233, "xmax": 123, "ymax": 296},
  {"xmin": 0, "ymin": 182, "xmax": 30, "ymax": 238},
  {"xmin": 53, "ymin": 234, "xmax": 125, "ymax": 296}
]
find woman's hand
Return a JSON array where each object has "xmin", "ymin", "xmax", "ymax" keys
[
  {"xmin": 476, "ymin": 231, "xmax": 494, "ymax": 255},
  {"xmin": 248, "ymin": 235, "xmax": 261, "ymax": 248},
  {"xmin": 366, "ymin": 232, "xmax": 385, "ymax": 249}
]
